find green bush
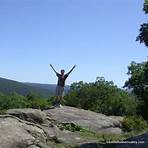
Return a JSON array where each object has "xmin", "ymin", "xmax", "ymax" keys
[
  {"xmin": 27, "ymin": 98, "xmax": 51, "ymax": 110},
  {"xmin": 0, "ymin": 110, "xmax": 6, "ymax": 115},
  {"xmin": 0, "ymin": 92, "xmax": 28, "ymax": 109},
  {"xmin": 122, "ymin": 116, "xmax": 148, "ymax": 132},
  {"xmin": 64, "ymin": 77, "xmax": 137, "ymax": 116},
  {"xmin": 0, "ymin": 92, "xmax": 51, "ymax": 110},
  {"xmin": 26, "ymin": 93, "xmax": 52, "ymax": 110},
  {"xmin": 58, "ymin": 123, "xmax": 82, "ymax": 132}
]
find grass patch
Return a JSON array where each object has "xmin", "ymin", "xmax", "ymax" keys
[
  {"xmin": 57, "ymin": 122, "xmax": 148, "ymax": 144},
  {"xmin": 0, "ymin": 110, "xmax": 6, "ymax": 115},
  {"xmin": 57, "ymin": 123, "xmax": 126, "ymax": 142}
]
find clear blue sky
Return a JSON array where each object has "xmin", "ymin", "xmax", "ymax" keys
[{"xmin": 0, "ymin": 0, "xmax": 147, "ymax": 87}]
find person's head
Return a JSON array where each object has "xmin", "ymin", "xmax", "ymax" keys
[{"xmin": 61, "ymin": 69, "xmax": 65, "ymax": 75}]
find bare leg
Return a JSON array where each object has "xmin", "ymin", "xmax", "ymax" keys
[
  {"xmin": 57, "ymin": 96, "xmax": 60, "ymax": 104},
  {"xmin": 54, "ymin": 86, "xmax": 64, "ymax": 107},
  {"xmin": 53, "ymin": 96, "xmax": 59, "ymax": 107},
  {"xmin": 59, "ymin": 95, "xmax": 63, "ymax": 104}
]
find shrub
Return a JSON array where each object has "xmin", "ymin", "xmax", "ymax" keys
[
  {"xmin": 58, "ymin": 123, "xmax": 82, "ymax": 132},
  {"xmin": 122, "ymin": 116, "xmax": 148, "ymax": 132},
  {"xmin": 0, "ymin": 110, "xmax": 6, "ymax": 115},
  {"xmin": 64, "ymin": 77, "xmax": 137, "ymax": 116},
  {"xmin": 26, "ymin": 92, "xmax": 52, "ymax": 110},
  {"xmin": 27, "ymin": 98, "xmax": 51, "ymax": 110},
  {"xmin": 0, "ymin": 92, "xmax": 51, "ymax": 110},
  {"xmin": 0, "ymin": 92, "xmax": 28, "ymax": 109}
]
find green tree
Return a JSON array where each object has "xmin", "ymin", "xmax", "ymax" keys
[
  {"xmin": 64, "ymin": 77, "xmax": 137, "ymax": 116},
  {"xmin": 136, "ymin": 1, "xmax": 148, "ymax": 47},
  {"xmin": 143, "ymin": 0, "xmax": 148, "ymax": 13},
  {"xmin": 0, "ymin": 92, "xmax": 51, "ymax": 110},
  {"xmin": 0, "ymin": 92, "xmax": 28, "ymax": 109},
  {"xmin": 26, "ymin": 92, "xmax": 51, "ymax": 109},
  {"xmin": 124, "ymin": 61, "xmax": 148, "ymax": 119}
]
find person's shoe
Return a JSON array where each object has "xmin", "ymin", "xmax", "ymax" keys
[
  {"xmin": 56, "ymin": 104, "xmax": 62, "ymax": 108},
  {"xmin": 53, "ymin": 102, "xmax": 58, "ymax": 108},
  {"xmin": 59, "ymin": 104, "xmax": 62, "ymax": 108}
]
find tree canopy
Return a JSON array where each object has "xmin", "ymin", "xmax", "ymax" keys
[
  {"xmin": 64, "ymin": 77, "xmax": 137, "ymax": 116},
  {"xmin": 124, "ymin": 61, "xmax": 148, "ymax": 119},
  {"xmin": 136, "ymin": 1, "xmax": 148, "ymax": 47}
]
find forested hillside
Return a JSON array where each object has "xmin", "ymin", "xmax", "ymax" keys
[{"xmin": 0, "ymin": 77, "xmax": 51, "ymax": 97}]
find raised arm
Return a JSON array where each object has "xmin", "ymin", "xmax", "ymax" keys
[
  {"xmin": 50, "ymin": 64, "xmax": 58, "ymax": 74},
  {"xmin": 66, "ymin": 65, "xmax": 76, "ymax": 75}
]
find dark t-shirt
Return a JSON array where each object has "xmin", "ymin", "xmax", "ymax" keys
[{"xmin": 56, "ymin": 73, "xmax": 68, "ymax": 87}]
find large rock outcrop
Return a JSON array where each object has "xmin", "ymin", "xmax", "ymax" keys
[
  {"xmin": 44, "ymin": 106, "xmax": 123, "ymax": 134},
  {"xmin": 0, "ymin": 106, "xmax": 126, "ymax": 148}
]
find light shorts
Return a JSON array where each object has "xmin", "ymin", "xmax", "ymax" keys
[{"xmin": 55, "ymin": 85, "xmax": 64, "ymax": 96}]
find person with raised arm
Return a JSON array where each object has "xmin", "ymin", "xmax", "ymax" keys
[{"xmin": 50, "ymin": 64, "xmax": 76, "ymax": 107}]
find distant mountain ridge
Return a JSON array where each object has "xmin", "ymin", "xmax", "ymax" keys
[
  {"xmin": 0, "ymin": 77, "xmax": 69, "ymax": 97},
  {"xmin": 24, "ymin": 83, "xmax": 70, "ymax": 94}
]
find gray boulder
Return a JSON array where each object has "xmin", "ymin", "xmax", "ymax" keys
[
  {"xmin": 0, "ymin": 115, "xmax": 47, "ymax": 148},
  {"xmin": 44, "ymin": 106, "xmax": 123, "ymax": 134},
  {"xmin": 6, "ymin": 108, "xmax": 48, "ymax": 124}
]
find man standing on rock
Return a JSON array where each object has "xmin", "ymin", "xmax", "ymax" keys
[{"xmin": 50, "ymin": 64, "xmax": 76, "ymax": 107}]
